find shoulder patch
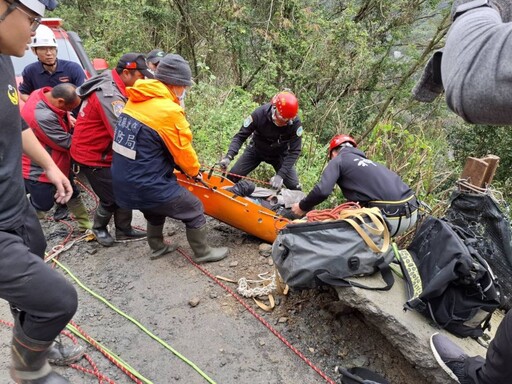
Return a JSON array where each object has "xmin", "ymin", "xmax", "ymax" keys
[
  {"xmin": 243, "ymin": 116, "xmax": 253, "ymax": 128},
  {"xmin": 296, "ymin": 126, "xmax": 303, "ymax": 137},
  {"xmin": 111, "ymin": 100, "xmax": 125, "ymax": 118}
]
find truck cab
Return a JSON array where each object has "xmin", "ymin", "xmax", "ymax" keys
[{"xmin": 11, "ymin": 18, "xmax": 107, "ymax": 104}]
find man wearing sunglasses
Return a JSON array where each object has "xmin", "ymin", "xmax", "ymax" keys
[
  {"xmin": 0, "ymin": 0, "xmax": 84, "ymax": 383},
  {"xmin": 219, "ymin": 90, "xmax": 303, "ymax": 191}
]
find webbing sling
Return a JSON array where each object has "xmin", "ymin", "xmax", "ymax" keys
[{"xmin": 317, "ymin": 207, "xmax": 394, "ymax": 291}]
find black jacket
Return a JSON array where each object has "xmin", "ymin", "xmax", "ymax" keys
[
  {"xmin": 299, "ymin": 147, "xmax": 414, "ymax": 211},
  {"xmin": 226, "ymin": 103, "xmax": 303, "ymax": 174}
]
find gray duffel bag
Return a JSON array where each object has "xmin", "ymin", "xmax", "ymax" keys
[{"xmin": 271, "ymin": 207, "xmax": 394, "ymax": 290}]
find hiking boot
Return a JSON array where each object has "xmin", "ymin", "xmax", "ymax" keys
[
  {"xmin": 53, "ymin": 204, "xmax": 69, "ymax": 221},
  {"xmin": 47, "ymin": 340, "xmax": 85, "ymax": 366},
  {"xmin": 430, "ymin": 333, "xmax": 474, "ymax": 384}
]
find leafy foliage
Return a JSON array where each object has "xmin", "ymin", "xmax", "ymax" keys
[{"xmin": 49, "ymin": 0, "xmax": 511, "ymax": 210}]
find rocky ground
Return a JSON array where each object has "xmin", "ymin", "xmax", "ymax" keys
[{"xmin": 0, "ymin": 189, "xmax": 431, "ymax": 384}]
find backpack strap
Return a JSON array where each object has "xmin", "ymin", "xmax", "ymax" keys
[{"xmin": 393, "ymin": 246, "xmax": 426, "ymax": 312}]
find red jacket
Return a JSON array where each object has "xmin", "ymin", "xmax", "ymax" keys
[
  {"xmin": 21, "ymin": 87, "xmax": 72, "ymax": 183},
  {"xmin": 71, "ymin": 70, "xmax": 127, "ymax": 167}
]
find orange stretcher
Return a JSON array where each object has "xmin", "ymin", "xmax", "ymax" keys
[{"xmin": 175, "ymin": 170, "xmax": 287, "ymax": 243}]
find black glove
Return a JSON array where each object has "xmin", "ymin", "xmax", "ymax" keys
[
  {"xmin": 270, "ymin": 175, "xmax": 283, "ymax": 190},
  {"xmin": 193, "ymin": 172, "xmax": 203, "ymax": 182},
  {"xmin": 219, "ymin": 157, "xmax": 231, "ymax": 170}
]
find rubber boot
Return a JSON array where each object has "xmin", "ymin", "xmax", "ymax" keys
[
  {"xmin": 114, "ymin": 208, "xmax": 146, "ymax": 240},
  {"xmin": 53, "ymin": 204, "xmax": 69, "ymax": 221},
  {"xmin": 92, "ymin": 205, "xmax": 114, "ymax": 247},
  {"xmin": 186, "ymin": 226, "xmax": 228, "ymax": 263},
  {"xmin": 67, "ymin": 197, "xmax": 92, "ymax": 232},
  {"xmin": 147, "ymin": 223, "xmax": 178, "ymax": 260},
  {"xmin": 10, "ymin": 321, "xmax": 69, "ymax": 383}
]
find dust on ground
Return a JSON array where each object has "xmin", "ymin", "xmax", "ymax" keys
[{"xmin": 0, "ymin": 192, "xmax": 429, "ymax": 384}]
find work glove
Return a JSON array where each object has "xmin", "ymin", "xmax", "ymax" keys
[
  {"xmin": 219, "ymin": 157, "xmax": 231, "ymax": 170},
  {"xmin": 270, "ymin": 175, "xmax": 283, "ymax": 190},
  {"xmin": 193, "ymin": 172, "xmax": 203, "ymax": 182}
]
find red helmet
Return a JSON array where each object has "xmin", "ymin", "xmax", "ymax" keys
[
  {"xmin": 271, "ymin": 91, "xmax": 299, "ymax": 120},
  {"xmin": 328, "ymin": 134, "xmax": 357, "ymax": 157}
]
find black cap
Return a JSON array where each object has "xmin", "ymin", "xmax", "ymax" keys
[
  {"xmin": 116, "ymin": 53, "xmax": 154, "ymax": 79},
  {"xmin": 147, "ymin": 49, "xmax": 166, "ymax": 64}
]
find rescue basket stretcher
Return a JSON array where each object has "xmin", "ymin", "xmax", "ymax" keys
[{"xmin": 175, "ymin": 170, "xmax": 288, "ymax": 243}]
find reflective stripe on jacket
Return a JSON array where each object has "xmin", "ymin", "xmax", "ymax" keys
[{"xmin": 111, "ymin": 79, "xmax": 200, "ymax": 209}]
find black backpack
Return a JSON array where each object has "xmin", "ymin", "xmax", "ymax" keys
[{"xmin": 398, "ymin": 216, "xmax": 502, "ymax": 338}]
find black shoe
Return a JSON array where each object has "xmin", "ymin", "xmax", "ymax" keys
[
  {"xmin": 430, "ymin": 333, "xmax": 474, "ymax": 384},
  {"xmin": 53, "ymin": 204, "xmax": 69, "ymax": 221},
  {"xmin": 47, "ymin": 340, "xmax": 85, "ymax": 366}
]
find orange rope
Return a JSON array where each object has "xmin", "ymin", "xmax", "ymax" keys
[{"xmin": 305, "ymin": 202, "xmax": 361, "ymax": 222}]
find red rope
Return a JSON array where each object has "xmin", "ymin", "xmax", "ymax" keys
[
  {"xmin": 305, "ymin": 202, "xmax": 361, "ymax": 222},
  {"xmin": 177, "ymin": 248, "xmax": 337, "ymax": 384},
  {"xmin": 69, "ymin": 320, "xmax": 144, "ymax": 384}
]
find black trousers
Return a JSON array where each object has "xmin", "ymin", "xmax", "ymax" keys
[
  {"xmin": 79, "ymin": 165, "xmax": 118, "ymax": 212},
  {"xmin": 25, "ymin": 173, "xmax": 81, "ymax": 211},
  {"xmin": 466, "ymin": 310, "xmax": 512, "ymax": 384},
  {"xmin": 141, "ymin": 188, "xmax": 205, "ymax": 230},
  {"xmin": 0, "ymin": 203, "xmax": 77, "ymax": 341},
  {"xmin": 228, "ymin": 144, "xmax": 301, "ymax": 190}
]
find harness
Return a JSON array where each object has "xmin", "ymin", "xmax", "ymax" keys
[{"xmin": 367, "ymin": 195, "xmax": 418, "ymax": 218}]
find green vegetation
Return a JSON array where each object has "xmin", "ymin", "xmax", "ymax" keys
[{"xmin": 52, "ymin": 0, "xmax": 511, "ymax": 210}]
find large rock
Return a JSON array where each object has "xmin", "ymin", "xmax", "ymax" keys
[{"xmin": 334, "ymin": 274, "xmax": 503, "ymax": 384}]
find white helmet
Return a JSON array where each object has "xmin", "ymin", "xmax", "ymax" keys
[
  {"xmin": 18, "ymin": 0, "xmax": 58, "ymax": 17},
  {"xmin": 31, "ymin": 25, "xmax": 57, "ymax": 48}
]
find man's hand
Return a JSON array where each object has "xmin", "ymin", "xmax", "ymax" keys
[
  {"xmin": 219, "ymin": 157, "xmax": 231, "ymax": 171},
  {"xmin": 291, "ymin": 203, "xmax": 306, "ymax": 217},
  {"xmin": 270, "ymin": 174, "xmax": 283, "ymax": 190},
  {"xmin": 193, "ymin": 172, "xmax": 203, "ymax": 182},
  {"xmin": 46, "ymin": 166, "xmax": 73, "ymax": 204}
]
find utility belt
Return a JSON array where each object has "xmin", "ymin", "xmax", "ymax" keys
[{"xmin": 366, "ymin": 195, "xmax": 418, "ymax": 219}]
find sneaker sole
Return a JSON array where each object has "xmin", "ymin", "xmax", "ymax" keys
[{"xmin": 430, "ymin": 333, "xmax": 461, "ymax": 383}]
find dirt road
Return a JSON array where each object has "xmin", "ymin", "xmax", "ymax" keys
[{"xmin": 0, "ymin": 208, "xmax": 427, "ymax": 384}]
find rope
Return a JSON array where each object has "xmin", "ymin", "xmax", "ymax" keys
[
  {"xmin": 66, "ymin": 321, "xmax": 146, "ymax": 384},
  {"xmin": 177, "ymin": 248, "xmax": 337, "ymax": 384},
  {"xmin": 304, "ymin": 202, "xmax": 361, "ymax": 222},
  {"xmin": 51, "ymin": 258, "xmax": 217, "ymax": 384},
  {"xmin": 237, "ymin": 272, "xmax": 277, "ymax": 297}
]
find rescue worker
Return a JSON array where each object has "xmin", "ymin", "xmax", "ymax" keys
[
  {"xmin": 0, "ymin": 0, "xmax": 84, "ymax": 382},
  {"xmin": 146, "ymin": 48, "xmax": 166, "ymax": 71},
  {"xmin": 219, "ymin": 90, "xmax": 303, "ymax": 190},
  {"xmin": 18, "ymin": 24, "xmax": 85, "ymax": 103},
  {"xmin": 71, "ymin": 53, "xmax": 151, "ymax": 247},
  {"xmin": 19, "ymin": 24, "xmax": 86, "ymax": 221},
  {"xmin": 428, "ymin": 2, "xmax": 512, "ymax": 384},
  {"xmin": 291, "ymin": 134, "xmax": 418, "ymax": 237},
  {"xmin": 21, "ymin": 83, "xmax": 93, "ymax": 232},
  {"xmin": 111, "ymin": 53, "xmax": 228, "ymax": 263}
]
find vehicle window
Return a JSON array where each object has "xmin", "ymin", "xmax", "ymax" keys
[{"xmin": 11, "ymin": 37, "xmax": 83, "ymax": 76}]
